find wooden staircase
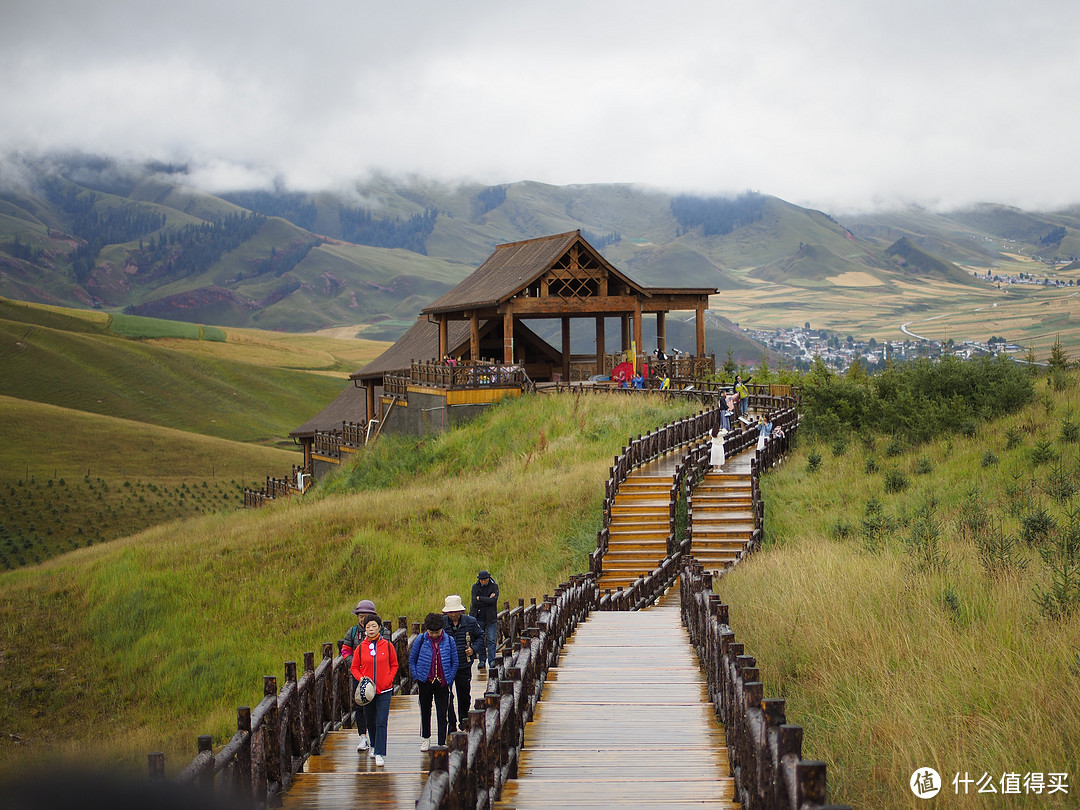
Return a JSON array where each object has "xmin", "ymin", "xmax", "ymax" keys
[
  {"xmin": 689, "ymin": 466, "xmax": 755, "ymax": 574},
  {"xmin": 597, "ymin": 464, "xmax": 674, "ymax": 592}
]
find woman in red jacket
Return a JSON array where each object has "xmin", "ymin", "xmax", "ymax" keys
[{"xmin": 350, "ymin": 614, "xmax": 399, "ymax": 767}]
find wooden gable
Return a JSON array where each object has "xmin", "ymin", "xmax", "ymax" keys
[{"xmin": 521, "ymin": 240, "xmax": 636, "ymax": 301}]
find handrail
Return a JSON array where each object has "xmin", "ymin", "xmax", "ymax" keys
[
  {"xmin": 153, "ymin": 616, "xmax": 424, "ymax": 799},
  {"xmin": 681, "ymin": 562, "xmax": 849, "ymax": 810},
  {"xmin": 415, "ymin": 574, "xmax": 595, "ymax": 810}
]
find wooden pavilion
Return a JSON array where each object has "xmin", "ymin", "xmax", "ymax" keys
[{"xmin": 290, "ymin": 230, "xmax": 716, "ymax": 474}]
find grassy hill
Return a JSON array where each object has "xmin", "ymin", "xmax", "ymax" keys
[
  {"xmin": 0, "ymin": 297, "xmax": 367, "ymax": 443},
  {"xmin": 0, "ymin": 395, "xmax": 296, "ymax": 568},
  {"xmin": 718, "ymin": 370, "xmax": 1080, "ymax": 808},
  {"xmin": 0, "ymin": 391, "xmax": 702, "ymax": 780},
  {"xmin": 0, "ymin": 298, "xmax": 390, "ymax": 569}
]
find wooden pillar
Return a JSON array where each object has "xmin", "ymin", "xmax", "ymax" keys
[
  {"xmin": 470, "ymin": 311, "xmax": 480, "ymax": 363},
  {"xmin": 633, "ymin": 303, "xmax": 643, "ymax": 373},
  {"xmin": 620, "ymin": 315, "xmax": 630, "ymax": 352},
  {"xmin": 503, "ymin": 307, "xmax": 514, "ymax": 364},
  {"xmin": 595, "ymin": 316, "xmax": 605, "ymax": 375},
  {"xmin": 656, "ymin": 311, "xmax": 667, "ymax": 353},
  {"xmin": 696, "ymin": 299, "xmax": 706, "ymax": 356},
  {"xmin": 561, "ymin": 317, "xmax": 571, "ymax": 382},
  {"xmin": 365, "ymin": 383, "xmax": 375, "ymax": 426},
  {"xmin": 439, "ymin": 316, "xmax": 448, "ymax": 359}
]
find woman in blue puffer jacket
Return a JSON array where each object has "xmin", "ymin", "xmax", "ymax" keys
[{"xmin": 409, "ymin": 612, "xmax": 459, "ymax": 751}]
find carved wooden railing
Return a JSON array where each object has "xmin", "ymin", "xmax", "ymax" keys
[{"xmin": 681, "ymin": 562, "xmax": 849, "ymax": 810}]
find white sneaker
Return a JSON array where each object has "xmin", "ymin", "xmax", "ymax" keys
[
  {"xmin": 374, "ymin": 755, "xmax": 385, "ymax": 767},
  {"xmin": 368, "ymin": 746, "xmax": 376, "ymax": 758},
  {"xmin": 419, "ymin": 737, "xmax": 430, "ymax": 752},
  {"xmin": 356, "ymin": 734, "xmax": 369, "ymax": 752}
]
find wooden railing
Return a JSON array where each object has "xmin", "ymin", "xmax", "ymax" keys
[
  {"xmin": 681, "ymin": 562, "xmax": 849, "ymax": 810},
  {"xmin": 415, "ymin": 574, "xmax": 595, "ymax": 810},
  {"xmin": 386, "ymin": 360, "xmax": 534, "ymax": 393},
  {"xmin": 243, "ymin": 465, "xmax": 310, "ymax": 508},
  {"xmin": 150, "ymin": 615, "xmax": 423, "ymax": 801}
]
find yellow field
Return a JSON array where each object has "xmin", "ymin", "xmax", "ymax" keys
[
  {"xmin": 712, "ymin": 273, "xmax": 1080, "ymax": 360},
  {"xmin": 147, "ymin": 326, "xmax": 390, "ymax": 377}
]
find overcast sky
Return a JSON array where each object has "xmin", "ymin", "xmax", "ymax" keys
[{"xmin": 2, "ymin": 0, "xmax": 1078, "ymax": 213}]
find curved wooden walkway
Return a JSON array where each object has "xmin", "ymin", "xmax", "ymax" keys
[
  {"xmin": 277, "ymin": 447, "xmax": 752, "ymax": 809},
  {"xmin": 495, "ymin": 589, "xmax": 735, "ymax": 809}
]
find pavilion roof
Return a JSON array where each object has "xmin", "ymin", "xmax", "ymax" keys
[{"xmin": 420, "ymin": 230, "xmax": 650, "ymax": 316}]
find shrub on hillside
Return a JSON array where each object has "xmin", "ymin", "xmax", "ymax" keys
[{"xmin": 800, "ymin": 355, "xmax": 1033, "ymax": 445}]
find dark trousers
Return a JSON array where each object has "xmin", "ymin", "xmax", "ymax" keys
[
  {"xmin": 417, "ymin": 680, "xmax": 450, "ymax": 744},
  {"xmin": 447, "ymin": 666, "xmax": 472, "ymax": 731},
  {"xmin": 362, "ymin": 691, "xmax": 391, "ymax": 756},
  {"xmin": 350, "ymin": 676, "xmax": 367, "ymax": 737}
]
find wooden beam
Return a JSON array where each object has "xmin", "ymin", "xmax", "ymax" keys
[
  {"xmin": 656, "ymin": 311, "xmax": 667, "ymax": 353},
  {"xmin": 470, "ymin": 311, "xmax": 480, "ymax": 362},
  {"xmin": 503, "ymin": 307, "xmax": 514, "ymax": 364},
  {"xmin": 561, "ymin": 317, "xmax": 571, "ymax": 382},
  {"xmin": 595, "ymin": 316, "xmax": 605, "ymax": 375},
  {"xmin": 506, "ymin": 295, "xmax": 641, "ymax": 316},
  {"xmin": 696, "ymin": 300, "xmax": 706, "ymax": 356},
  {"xmin": 621, "ymin": 315, "xmax": 630, "ymax": 352},
  {"xmin": 439, "ymin": 316, "xmax": 448, "ymax": 359}
]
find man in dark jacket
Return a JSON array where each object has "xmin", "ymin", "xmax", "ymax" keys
[
  {"xmin": 470, "ymin": 569, "xmax": 500, "ymax": 671},
  {"xmin": 441, "ymin": 594, "xmax": 482, "ymax": 733}
]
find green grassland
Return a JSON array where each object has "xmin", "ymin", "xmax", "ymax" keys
[
  {"xmin": 0, "ymin": 395, "xmax": 296, "ymax": 569},
  {"xmin": 718, "ymin": 373, "xmax": 1080, "ymax": 808},
  {"xmin": 0, "ymin": 299, "xmax": 391, "ymax": 568},
  {"xmin": 0, "ymin": 392, "xmax": 702, "ymax": 780},
  {"xmin": 0, "ymin": 298, "xmax": 370, "ymax": 444}
]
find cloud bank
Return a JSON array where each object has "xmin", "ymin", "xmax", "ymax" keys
[{"xmin": 2, "ymin": 0, "xmax": 1078, "ymax": 212}]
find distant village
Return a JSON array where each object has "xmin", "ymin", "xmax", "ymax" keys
[
  {"xmin": 745, "ymin": 324, "xmax": 1028, "ymax": 374},
  {"xmin": 741, "ymin": 253, "xmax": 1078, "ymax": 372}
]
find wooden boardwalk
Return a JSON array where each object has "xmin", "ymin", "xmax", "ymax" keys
[
  {"xmin": 279, "ymin": 448, "xmax": 748, "ymax": 809},
  {"xmin": 280, "ymin": 669, "xmax": 485, "ymax": 809},
  {"xmin": 495, "ymin": 590, "xmax": 736, "ymax": 809}
]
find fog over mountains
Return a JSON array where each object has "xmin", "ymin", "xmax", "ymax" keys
[{"xmin": 1, "ymin": 154, "xmax": 1078, "ymax": 356}]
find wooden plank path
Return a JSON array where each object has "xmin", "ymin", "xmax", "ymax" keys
[
  {"xmin": 495, "ymin": 590, "xmax": 737, "ymax": 809},
  {"xmin": 279, "ymin": 669, "xmax": 486, "ymax": 809}
]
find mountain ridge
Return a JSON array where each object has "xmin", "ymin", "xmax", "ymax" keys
[{"xmin": 2, "ymin": 154, "xmax": 1078, "ymax": 349}]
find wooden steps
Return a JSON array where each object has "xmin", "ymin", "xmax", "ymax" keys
[
  {"xmin": 494, "ymin": 592, "xmax": 736, "ymax": 809},
  {"xmin": 689, "ymin": 469, "xmax": 754, "ymax": 574},
  {"xmin": 598, "ymin": 460, "xmax": 674, "ymax": 591}
]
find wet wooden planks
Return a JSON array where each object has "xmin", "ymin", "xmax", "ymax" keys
[
  {"xmin": 495, "ymin": 590, "xmax": 736, "ymax": 809},
  {"xmin": 280, "ymin": 671, "xmax": 484, "ymax": 810}
]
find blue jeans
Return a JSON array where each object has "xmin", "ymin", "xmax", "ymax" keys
[
  {"xmin": 478, "ymin": 622, "xmax": 498, "ymax": 668},
  {"xmin": 362, "ymin": 691, "xmax": 392, "ymax": 756}
]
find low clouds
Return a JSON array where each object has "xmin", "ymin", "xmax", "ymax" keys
[{"xmin": 2, "ymin": 0, "xmax": 1078, "ymax": 212}]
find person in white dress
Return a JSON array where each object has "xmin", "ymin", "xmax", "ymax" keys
[{"xmin": 710, "ymin": 427, "xmax": 726, "ymax": 467}]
